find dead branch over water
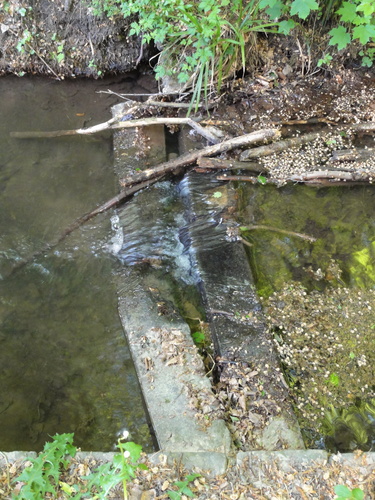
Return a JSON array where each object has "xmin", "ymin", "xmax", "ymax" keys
[{"xmin": 119, "ymin": 128, "xmax": 280, "ymax": 187}]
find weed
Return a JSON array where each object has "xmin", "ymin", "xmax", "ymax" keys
[
  {"xmin": 83, "ymin": 431, "xmax": 148, "ymax": 500},
  {"xmin": 92, "ymin": 0, "xmax": 374, "ymax": 108},
  {"xmin": 13, "ymin": 433, "xmax": 77, "ymax": 500},
  {"xmin": 167, "ymin": 473, "xmax": 201, "ymax": 499},
  {"xmin": 12, "ymin": 432, "xmax": 147, "ymax": 500},
  {"xmin": 192, "ymin": 331, "xmax": 207, "ymax": 346}
]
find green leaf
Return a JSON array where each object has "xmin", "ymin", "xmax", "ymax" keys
[
  {"xmin": 185, "ymin": 473, "xmax": 201, "ymax": 482},
  {"xmin": 182, "ymin": 486, "xmax": 195, "ymax": 497},
  {"xmin": 259, "ymin": 0, "xmax": 285, "ymax": 18},
  {"xmin": 352, "ymin": 488, "xmax": 365, "ymax": 500},
  {"xmin": 192, "ymin": 331, "xmax": 206, "ymax": 344},
  {"xmin": 290, "ymin": 0, "xmax": 319, "ymax": 19},
  {"xmin": 328, "ymin": 26, "xmax": 351, "ymax": 50},
  {"xmin": 212, "ymin": 191, "xmax": 223, "ymax": 198},
  {"xmin": 123, "ymin": 441, "xmax": 143, "ymax": 462},
  {"xmin": 328, "ymin": 373, "xmax": 340, "ymax": 386},
  {"xmin": 352, "ymin": 24, "xmax": 375, "ymax": 45},
  {"xmin": 317, "ymin": 54, "xmax": 333, "ymax": 66},
  {"xmin": 257, "ymin": 175, "xmax": 267, "ymax": 185},
  {"xmin": 356, "ymin": 1, "xmax": 375, "ymax": 16},
  {"xmin": 278, "ymin": 19, "xmax": 295, "ymax": 35},
  {"xmin": 334, "ymin": 484, "xmax": 352, "ymax": 498},
  {"xmin": 167, "ymin": 491, "xmax": 181, "ymax": 500},
  {"xmin": 337, "ymin": 2, "xmax": 357, "ymax": 22}
]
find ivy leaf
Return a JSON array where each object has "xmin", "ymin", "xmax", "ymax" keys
[
  {"xmin": 356, "ymin": 1, "xmax": 375, "ymax": 16},
  {"xmin": 352, "ymin": 24, "xmax": 375, "ymax": 45},
  {"xmin": 278, "ymin": 19, "xmax": 295, "ymax": 34},
  {"xmin": 337, "ymin": 1, "xmax": 357, "ymax": 22},
  {"xmin": 328, "ymin": 26, "xmax": 351, "ymax": 50},
  {"xmin": 290, "ymin": 0, "xmax": 319, "ymax": 20}
]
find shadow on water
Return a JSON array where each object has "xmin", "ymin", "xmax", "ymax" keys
[{"xmin": 0, "ymin": 76, "xmax": 154, "ymax": 451}]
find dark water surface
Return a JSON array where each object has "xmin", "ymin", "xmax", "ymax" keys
[{"xmin": 0, "ymin": 76, "xmax": 153, "ymax": 451}]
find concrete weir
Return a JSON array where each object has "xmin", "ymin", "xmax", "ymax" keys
[
  {"xmin": 111, "ymin": 102, "xmax": 231, "ymax": 473},
  {"xmin": 109, "ymin": 103, "xmax": 303, "ymax": 473}
]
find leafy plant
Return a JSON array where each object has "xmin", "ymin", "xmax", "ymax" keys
[
  {"xmin": 88, "ymin": 59, "xmax": 103, "ymax": 76},
  {"xmin": 167, "ymin": 473, "xmax": 201, "ymax": 499},
  {"xmin": 92, "ymin": 0, "xmax": 282, "ymax": 111},
  {"xmin": 82, "ymin": 432, "xmax": 148, "ymax": 500},
  {"xmin": 327, "ymin": 0, "xmax": 375, "ymax": 66},
  {"xmin": 16, "ymin": 29, "xmax": 35, "ymax": 54},
  {"xmin": 92, "ymin": 0, "xmax": 374, "ymax": 108},
  {"xmin": 12, "ymin": 432, "xmax": 147, "ymax": 500},
  {"xmin": 317, "ymin": 53, "xmax": 333, "ymax": 66},
  {"xmin": 192, "ymin": 330, "xmax": 207, "ymax": 346},
  {"xmin": 334, "ymin": 484, "xmax": 364, "ymax": 500},
  {"xmin": 13, "ymin": 433, "xmax": 77, "ymax": 500}
]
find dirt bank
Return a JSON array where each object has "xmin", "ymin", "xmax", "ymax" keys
[{"xmin": 0, "ymin": 0, "xmax": 148, "ymax": 77}]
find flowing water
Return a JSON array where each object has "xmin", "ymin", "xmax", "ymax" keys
[{"xmin": 0, "ymin": 76, "xmax": 154, "ymax": 451}]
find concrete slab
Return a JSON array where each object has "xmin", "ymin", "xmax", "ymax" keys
[
  {"xmin": 181, "ymin": 171, "xmax": 305, "ymax": 451},
  {"xmin": 116, "ymin": 265, "xmax": 231, "ymax": 462},
  {"xmin": 111, "ymin": 107, "xmax": 232, "ymax": 474}
]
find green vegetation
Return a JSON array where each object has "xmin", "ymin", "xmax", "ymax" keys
[
  {"xmin": 167, "ymin": 473, "xmax": 201, "ymax": 499},
  {"xmin": 335, "ymin": 484, "xmax": 365, "ymax": 500},
  {"xmin": 13, "ymin": 433, "xmax": 77, "ymax": 500},
  {"xmin": 92, "ymin": 0, "xmax": 374, "ymax": 108},
  {"xmin": 13, "ymin": 432, "xmax": 147, "ymax": 500}
]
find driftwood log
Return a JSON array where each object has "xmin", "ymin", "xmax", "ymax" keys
[{"xmin": 240, "ymin": 122, "xmax": 375, "ymax": 161}]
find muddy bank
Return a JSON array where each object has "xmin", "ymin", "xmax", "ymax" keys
[{"xmin": 0, "ymin": 0, "xmax": 149, "ymax": 77}]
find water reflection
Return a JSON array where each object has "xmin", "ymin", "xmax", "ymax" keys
[{"xmin": 0, "ymin": 76, "xmax": 153, "ymax": 451}]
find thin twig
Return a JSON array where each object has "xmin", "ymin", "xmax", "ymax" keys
[{"xmin": 242, "ymin": 225, "xmax": 316, "ymax": 242}]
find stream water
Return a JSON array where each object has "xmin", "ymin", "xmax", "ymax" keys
[{"xmin": 0, "ymin": 76, "xmax": 154, "ymax": 452}]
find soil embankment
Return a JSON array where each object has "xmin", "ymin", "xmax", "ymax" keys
[{"xmin": 0, "ymin": 0, "xmax": 146, "ymax": 77}]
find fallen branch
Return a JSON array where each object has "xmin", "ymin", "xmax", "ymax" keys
[
  {"xmin": 240, "ymin": 132, "xmax": 321, "ymax": 160},
  {"xmin": 120, "ymin": 128, "xmax": 280, "ymax": 187},
  {"xmin": 10, "ymin": 116, "xmax": 221, "ymax": 144},
  {"xmin": 239, "ymin": 122, "xmax": 375, "ymax": 161},
  {"xmin": 4, "ymin": 178, "xmax": 156, "ymax": 279},
  {"xmin": 289, "ymin": 170, "xmax": 375, "ymax": 182},
  {"xmin": 242, "ymin": 225, "xmax": 316, "ymax": 242},
  {"xmin": 197, "ymin": 157, "xmax": 266, "ymax": 173},
  {"xmin": 216, "ymin": 175, "xmax": 269, "ymax": 183}
]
